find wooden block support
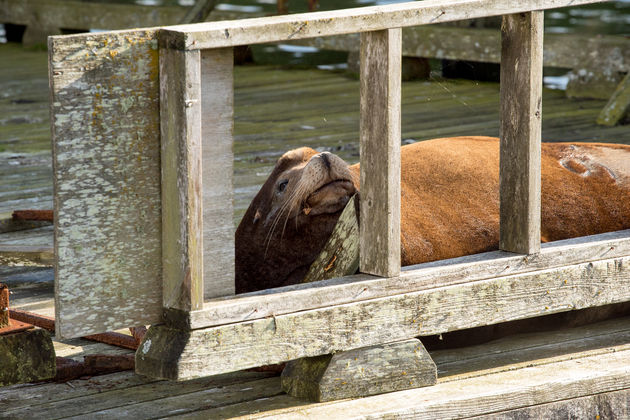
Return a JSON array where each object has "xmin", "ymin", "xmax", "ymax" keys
[
  {"xmin": 597, "ymin": 72, "xmax": 630, "ymax": 126},
  {"xmin": 0, "ymin": 328, "xmax": 56, "ymax": 386},
  {"xmin": 359, "ymin": 29, "xmax": 401, "ymax": 278},
  {"xmin": 499, "ymin": 12, "xmax": 543, "ymax": 255},
  {"xmin": 281, "ymin": 338, "xmax": 436, "ymax": 402}
]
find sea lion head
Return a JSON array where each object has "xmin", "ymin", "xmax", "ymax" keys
[{"xmin": 235, "ymin": 147, "xmax": 357, "ymax": 293}]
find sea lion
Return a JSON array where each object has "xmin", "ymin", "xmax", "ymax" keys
[{"xmin": 235, "ymin": 136, "xmax": 630, "ymax": 294}]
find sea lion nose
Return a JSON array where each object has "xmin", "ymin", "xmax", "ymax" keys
[{"xmin": 319, "ymin": 152, "xmax": 332, "ymax": 169}]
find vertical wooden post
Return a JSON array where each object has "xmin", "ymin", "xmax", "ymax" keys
[
  {"xmin": 359, "ymin": 28, "xmax": 402, "ymax": 278},
  {"xmin": 160, "ymin": 47, "xmax": 204, "ymax": 311},
  {"xmin": 499, "ymin": 12, "xmax": 543, "ymax": 255},
  {"xmin": 201, "ymin": 48, "xmax": 236, "ymax": 298}
]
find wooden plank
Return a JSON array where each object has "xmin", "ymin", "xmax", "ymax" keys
[
  {"xmin": 499, "ymin": 12, "xmax": 543, "ymax": 254},
  {"xmin": 359, "ymin": 29, "xmax": 401, "ymax": 278},
  {"xmin": 50, "ymin": 30, "xmax": 162, "ymax": 339},
  {"xmin": 168, "ymin": 229, "xmax": 630, "ymax": 330},
  {"xmin": 597, "ymin": 72, "xmax": 630, "ymax": 126},
  {"xmin": 433, "ymin": 316, "xmax": 630, "ymax": 381},
  {"xmin": 2, "ymin": 371, "xmax": 277, "ymax": 419},
  {"xmin": 139, "ymin": 255, "xmax": 630, "ymax": 378},
  {"xmin": 302, "ymin": 195, "xmax": 359, "ymax": 283},
  {"xmin": 200, "ymin": 48, "xmax": 235, "ymax": 299},
  {"xmin": 171, "ymin": 348, "xmax": 630, "ymax": 419},
  {"xmin": 0, "ymin": 371, "xmax": 154, "ymax": 412},
  {"xmin": 466, "ymin": 388, "xmax": 630, "ymax": 419},
  {"xmin": 160, "ymin": 0, "xmax": 607, "ymax": 50},
  {"xmin": 290, "ymin": 27, "xmax": 630, "ymax": 72},
  {"xmin": 160, "ymin": 47, "xmax": 204, "ymax": 312}
]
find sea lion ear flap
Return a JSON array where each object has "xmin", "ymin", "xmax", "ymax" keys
[{"xmin": 253, "ymin": 209, "xmax": 262, "ymax": 224}]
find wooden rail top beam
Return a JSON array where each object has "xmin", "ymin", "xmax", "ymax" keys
[{"xmin": 160, "ymin": 0, "xmax": 607, "ymax": 50}]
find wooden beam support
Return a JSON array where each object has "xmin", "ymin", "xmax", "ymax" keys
[
  {"xmin": 499, "ymin": 12, "xmax": 543, "ymax": 255},
  {"xmin": 359, "ymin": 28, "xmax": 401, "ymax": 278},
  {"xmin": 200, "ymin": 48, "xmax": 236, "ymax": 299},
  {"xmin": 160, "ymin": 47, "xmax": 204, "ymax": 312},
  {"xmin": 137, "ymin": 254, "xmax": 630, "ymax": 380},
  {"xmin": 163, "ymin": 230, "xmax": 630, "ymax": 330}
]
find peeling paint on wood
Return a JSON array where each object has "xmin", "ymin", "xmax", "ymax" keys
[{"xmin": 50, "ymin": 30, "xmax": 162, "ymax": 339}]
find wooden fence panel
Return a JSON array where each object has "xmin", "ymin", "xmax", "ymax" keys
[{"xmin": 50, "ymin": 30, "xmax": 162, "ymax": 338}]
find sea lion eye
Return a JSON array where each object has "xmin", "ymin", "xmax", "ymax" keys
[{"xmin": 278, "ymin": 180, "xmax": 288, "ymax": 192}]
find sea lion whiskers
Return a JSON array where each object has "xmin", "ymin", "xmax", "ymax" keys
[{"xmin": 262, "ymin": 180, "xmax": 309, "ymax": 256}]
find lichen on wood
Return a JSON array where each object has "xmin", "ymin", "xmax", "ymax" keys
[{"xmin": 50, "ymin": 30, "xmax": 162, "ymax": 339}]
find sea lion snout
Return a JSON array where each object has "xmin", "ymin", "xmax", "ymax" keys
[{"xmin": 235, "ymin": 147, "xmax": 357, "ymax": 293}]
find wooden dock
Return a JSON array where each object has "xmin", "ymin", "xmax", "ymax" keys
[
  {"xmin": 3, "ymin": 274, "xmax": 630, "ymax": 418},
  {"xmin": 2, "ymin": 35, "xmax": 630, "ymax": 417}
]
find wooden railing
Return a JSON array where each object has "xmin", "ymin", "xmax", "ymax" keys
[{"xmin": 49, "ymin": 0, "xmax": 630, "ymax": 382}]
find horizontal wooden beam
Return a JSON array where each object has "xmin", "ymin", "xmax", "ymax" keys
[
  {"xmin": 160, "ymin": 0, "xmax": 607, "ymax": 50},
  {"xmin": 165, "ymin": 229, "xmax": 630, "ymax": 330},
  {"xmin": 140, "ymin": 253, "xmax": 630, "ymax": 378},
  {"xmin": 288, "ymin": 27, "xmax": 630, "ymax": 73}
]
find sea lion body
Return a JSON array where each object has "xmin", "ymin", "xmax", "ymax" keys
[{"xmin": 236, "ymin": 136, "xmax": 630, "ymax": 293}]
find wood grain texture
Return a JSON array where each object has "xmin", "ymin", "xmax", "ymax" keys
[
  {"xmin": 597, "ymin": 72, "xmax": 630, "ymax": 126},
  {"xmin": 160, "ymin": 47, "xmax": 204, "ymax": 312},
  {"xmin": 139, "ymin": 255, "xmax": 630, "ymax": 379},
  {"xmin": 239, "ymin": 349, "xmax": 630, "ymax": 419},
  {"xmin": 302, "ymin": 194, "xmax": 359, "ymax": 283},
  {"xmin": 359, "ymin": 29, "xmax": 401, "ymax": 278},
  {"xmin": 200, "ymin": 48, "xmax": 235, "ymax": 299},
  {"xmin": 290, "ymin": 27, "xmax": 630, "ymax": 73},
  {"xmin": 50, "ymin": 31, "xmax": 162, "ymax": 339},
  {"xmin": 433, "ymin": 316, "xmax": 630, "ymax": 381},
  {"xmin": 168, "ymin": 229, "xmax": 630, "ymax": 330},
  {"xmin": 499, "ymin": 12, "xmax": 543, "ymax": 254},
  {"xmin": 281, "ymin": 338, "xmax": 436, "ymax": 402},
  {"xmin": 160, "ymin": 0, "xmax": 607, "ymax": 50}
]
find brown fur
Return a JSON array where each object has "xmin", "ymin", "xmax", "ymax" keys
[{"xmin": 236, "ymin": 136, "xmax": 630, "ymax": 293}]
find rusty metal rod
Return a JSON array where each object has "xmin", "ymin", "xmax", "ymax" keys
[
  {"xmin": 9, "ymin": 309, "xmax": 138, "ymax": 350},
  {"xmin": 12, "ymin": 210, "xmax": 54, "ymax": 222}
]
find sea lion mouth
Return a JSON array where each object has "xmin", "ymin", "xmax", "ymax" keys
[{"xmin": 303, "ymin": 179, "xmax": 355, "ymax": 216}]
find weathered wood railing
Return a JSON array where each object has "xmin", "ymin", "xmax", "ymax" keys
[{"xmin": 49, "ymin": 0, "xmax": 629, "ymax": 390}]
